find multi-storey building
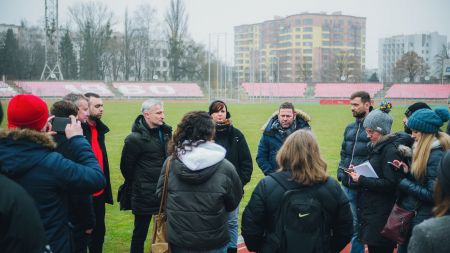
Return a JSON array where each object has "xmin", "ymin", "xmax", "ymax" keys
[
  {"xmin": 378, "ymin": 32, "xmax": 447, "ymax": 82},
  {"xmin": 234, "ymin": 12, "xmax": 366, "ymax": 82}
]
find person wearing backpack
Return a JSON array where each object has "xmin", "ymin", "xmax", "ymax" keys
[{"xmin": 242, "ymin": 129, "xmax": 353, "ymax": 253}]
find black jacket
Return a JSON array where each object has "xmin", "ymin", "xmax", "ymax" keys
[
  {"xmin": 337, "ymin": 117, "xmax": 370, "ymax": 186},
  {"xmin": 120, "ymin": 115, "xmax": 172, "ymax": 215},
  {"xmin": 241, "ymin": 171, "xmax": 353, "ymax": 253},
  {"xmin": 53, "ymin": 133, "xmax": 96, "ymax": 232},
  {"xmin": 214, "ymin": 124, "xmax": 253, "ymax": 186},
  {"xmin": 82, "ymin": 119, "xmax": 113, "ymax": 204},
  {"xmin": 0, "ymin": 174, "xmax": 49, "ymax": 253},
  {"xmin": 156, "ymin": 151, "xmax": 242, "ymax": 250},
  {"xmin": 398, "ymin": 139, "xmax": 445, "ymax": 227},
  {"xmin": 354, "ymin": 134, "xmax": 405, "ymax": 247}
]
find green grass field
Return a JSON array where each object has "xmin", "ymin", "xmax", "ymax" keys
[
  {"xmin": 98, "ymin": 101, "xmax": 415, "ymax": 252},
  {"xmin": 0, "ymin": 100, "xmax": 442, "ymax": 252}
]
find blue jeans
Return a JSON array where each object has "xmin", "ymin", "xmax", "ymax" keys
[
  {"xmin": 342, "ymin": 186, "xmax": 365, "ymax": 253},
  {"xmin": 171, "ymin": 244, "xmax": 228, "ymax": 253},
  {"xmin": 226, "ymin": 205, "xmax": 239, "ymax": 249}
]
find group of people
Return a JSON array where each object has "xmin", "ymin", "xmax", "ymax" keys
[
  {"xmin": 0, "ymin": 93, "xmax": 112, "ymax": 253},
  {"xmin": 2, "ymin": 91, "xmax": 450, "ymax": 253}
]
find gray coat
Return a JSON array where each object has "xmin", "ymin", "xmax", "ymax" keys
[{"xmin": 408, "ymin": 215, "xmax": 450, "ymax": 253}]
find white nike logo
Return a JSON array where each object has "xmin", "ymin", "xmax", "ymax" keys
[{"xmin": 298, "ymin": 213, "xmax": 310, "ymax": 218}]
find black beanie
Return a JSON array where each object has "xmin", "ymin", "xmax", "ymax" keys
[
  {"xmin": 208, "ymin": 100, "xmax": 231, "ymax": 119},
  {"xmin": 439, "ymin": 150, "xmax": 450, "ymax": 195},
  {"xmin": 404, "ymin": 102, "xmax": 431, "ymax": 118}
]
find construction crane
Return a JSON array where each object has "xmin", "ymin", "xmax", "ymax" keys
[{"xmin": 40, "ymin": 0, "xmax": 63, "ymax": 80}]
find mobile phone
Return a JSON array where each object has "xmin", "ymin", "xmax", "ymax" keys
[
  {"xmin": 52, "ymin": 117, "xmax": 70, "ymax": 133},
  {"xmin": 387, "ymin": 161, "xmax": 400, "ymax": 168}
]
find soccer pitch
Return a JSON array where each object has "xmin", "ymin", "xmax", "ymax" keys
[{"xmin": 99, "ymin": 101, "xmax": 415, "ymax": 252}]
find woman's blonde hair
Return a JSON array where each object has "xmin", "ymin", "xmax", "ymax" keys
[
  {"xmin": 433, "ymin": 179, "xmax": 450, "ymax": 217},
  {"xmin": 276, "ymin": 130, "xmax": 328, "ymax": 185},
  {"xmin": 412, "ymin": 132, "xmax": 450, "ymax": 181}
]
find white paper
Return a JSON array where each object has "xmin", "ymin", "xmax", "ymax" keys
[{"xmin": 353, "ymin": 161, "xmax": 378, "ymax": 178}]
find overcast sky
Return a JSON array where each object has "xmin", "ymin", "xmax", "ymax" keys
[{"xmin": 1, "ymin": 0, "xmax": 449, "ymax": 69}]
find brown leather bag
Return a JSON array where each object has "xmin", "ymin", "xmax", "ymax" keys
[
  {"xmin": 150, "ymin": 159, "xmax": 171, "ymax": 253},
  {"xmin": 380, "ymin": 203, "xmax": 416, "ymax": 244}
]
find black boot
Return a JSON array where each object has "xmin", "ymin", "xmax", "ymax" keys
[{"xmin": 227, "ymin": 248, "xmax": 237, "ymax": 253}]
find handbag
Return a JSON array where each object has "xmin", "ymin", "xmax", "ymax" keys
[
  {"xmin": 150, "ymin": 159, "xmax": 172, "ymax": 253},
  {"xmin": 380, "ymin": 203, "xmax": 416, "ymax": 244},
  {"xmin": 117, "ymin": 181, "xmax": 132, "ymax": 211}
]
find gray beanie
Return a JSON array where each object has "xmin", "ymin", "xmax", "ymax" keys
[{"xmin": 363, "ymin": 108, "xmax": 393, "ymax": 135}]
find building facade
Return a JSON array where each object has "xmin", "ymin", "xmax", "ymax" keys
[
  {"xmin": 234, "ymin": 12, "xmax": 366, "ymax": 82},
  {"xmin": 378, "ymin": 32, "xmax": 447, "ymax": 82}
]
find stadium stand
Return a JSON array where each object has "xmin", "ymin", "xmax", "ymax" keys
[
  {"xmin": 385, "ymin": 83, "xmax": 450, "ymax": 99},
  {"xmin": 241, "ymin": 83, "xmax": 307, "ymax": 97},
  {"xmin": 112, "ymin": 82, "xmax": 204, "ymax": 97},
  {"xmin": 0, "ymin": 81, "xmax": 17, "ymax": 97},
  {"xmin": 15, "ymin": 81, "xmax": 114, "ymax": 97},
  {"xmin": 314, "ymin": 83, "xmax": 383, "ymax": 98}
]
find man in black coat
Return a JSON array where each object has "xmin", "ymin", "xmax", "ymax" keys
[
  {"xmin": 51, "ymin": 100, "xmax": 96, "ymax": 253},
  {"xmin": 120, "ymin": 99, "xmax": 172, "ymax": 253},
  {"xmin": 82, "ymin": 93, "xmax": 113, "ymax": 253},
  {"xmin": 337, "ymin": 91, "xmax": 372, "ymax": 253}
]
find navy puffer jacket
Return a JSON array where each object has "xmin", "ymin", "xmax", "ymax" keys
[
  {"xmin": 256, "ymin": 110, "xmax": 311, "ymax": 175},
  {"xmin": 0, "ymin": 128, "xmax": 106, "ymax": 253}
]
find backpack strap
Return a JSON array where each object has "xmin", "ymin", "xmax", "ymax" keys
[{"xmin": 269, "ymin": 172, "xmax": 296, "ymax": 191}]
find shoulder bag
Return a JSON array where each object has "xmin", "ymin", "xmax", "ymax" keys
[{"xmin": 150, "ymin": 159, "xmax": 172, "ymax": 253}]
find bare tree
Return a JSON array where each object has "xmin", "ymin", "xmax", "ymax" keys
[
  {"xmin": 434, "ymin": 44, "xmax": 449, "ymax": 81},
  {"xmin": 68, "ymin": 1, "xmax": 114, "ymax": 80},
  {"xmin": 393, "ymin": 51, "xmax": 429, "ymax": 82},
  {"xmin": 165, "ymin": 0, "xmax": 188, "ymax": 81}
]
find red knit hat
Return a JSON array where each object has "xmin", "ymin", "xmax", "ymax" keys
[{"xmin": 7, "ymin": 94, "xmax": 49, "ymax": 131}]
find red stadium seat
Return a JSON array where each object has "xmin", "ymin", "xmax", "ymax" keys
[
  {"xmin": 0, "ymin": 81, "xmax": 17, "ymax": 97},
  {"xmin": 314, "ymin": 83, "xmax": 383, "ymax": 98},
  {"xmin": 16, "ymin": 81, "xmax": 114, "ymax": 97},
  {"xmin": 242, "ymin": 83, "xmax": 307, "ymax": 97},
  {"xmin": 386, "ymin": 84, "xmax": 450, "ymax": 99},
  {"xmin": 112, "ymin": 82, "xmax": 204, "ymax": 97}
]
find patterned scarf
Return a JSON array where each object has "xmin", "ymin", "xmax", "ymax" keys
[{"xmin": 271, "ymin": 118, "xmax": 297, "ymax": 140}]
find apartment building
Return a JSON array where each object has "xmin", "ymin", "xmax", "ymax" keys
[
  {"xmin": 378, "ymin": 32, "xmax": 447, "ymax": 82},
  {"xmin": 234, "ymin": 12, "xmax": 366, "ymax": 82}
]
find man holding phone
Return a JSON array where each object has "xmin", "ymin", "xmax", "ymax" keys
[{"xmin": 51, "ymin": 100, "xmax": 95, "ymax": 253}]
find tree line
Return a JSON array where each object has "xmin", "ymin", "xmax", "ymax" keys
[{"xmin": 0, "ymin": 0, "xmax": 210, "ymax": 83}]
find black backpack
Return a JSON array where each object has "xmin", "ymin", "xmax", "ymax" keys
[{"xmin": 264, "ymin": 173, "xmax": 332, "ymax": 253}]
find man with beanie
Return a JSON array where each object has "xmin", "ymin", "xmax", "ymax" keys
[
  {"xmin": 0, "ymin": 100, "xmax": 51, "ymax": 253},
  {"xmin": 403, "ymin": 102, "xmax": 431, "ymax": 134},
  {"xmin": 120, "ymin": 99, "xmax": 172, "ymax": 253},
  {"xmin": 256, "ymin": 102, "xmax": 311, "ymax": 175},
  {"xmin": 337, "ymin": 91, "xmax": 372, "ymax": 253},
  {"xmin": 0, "ymin": 94, "xmax": 106, "ymax": 253},
  {"xmin": 82, "ymin": 92, "xmax": 113, "ymax": 253}
]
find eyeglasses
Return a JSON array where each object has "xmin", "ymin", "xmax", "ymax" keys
[{"xmin": 365, "ymin": 129, "xmax": 376, "ymax": 135}]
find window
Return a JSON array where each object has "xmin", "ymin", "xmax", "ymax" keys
[
  {"xmin": 303, "ymin": 42, "xmax": 313, "ymax": 46},
  {"xmin": 303, "ymin": 49, "xmax": 312, "ymax": 54},
  {"xmin": 303, "ymin": 27, "xmax": 313, "ymax": 32},
  {"xmin": 303, "ymin": 34, "xmax": 312, "ymax": 39},
  {"xmin": 303, "ymin": 19, "xmax": 313, "ymax": 25}
]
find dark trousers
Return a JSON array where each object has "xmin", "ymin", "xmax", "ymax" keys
[
  {"xmin": 130, "ymin": 214, "xmax": 152, "ymax": 253},
  {"xmin": 368, "ymin": 245, "xmax": 395, "ymax": 253},
  {"xmin": 73, "ymin": 226, "xmax": 90, "ymax": 253},
  {"xmin": 88, "ymin": 195, "xmax": 105, "ymax": 253}
]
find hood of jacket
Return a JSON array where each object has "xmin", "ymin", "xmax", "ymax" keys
[
  {"xmin": 0, "ymin": 128, "xmax": 56, "ymax": 177},
  {"xmin": 172, "ymin": 142, "xmax": 226, "ymax": 185},
  {"xmin": 260, "ymin": 109, "xmax": 311, "ymax": 131},
  {"xmin": 131, "ymin": 115, "xmax": 172, "ymax": 139}
]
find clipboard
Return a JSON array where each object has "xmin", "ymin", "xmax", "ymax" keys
[{"xmin": 353, "ymin": 161, "xmax": 378, "ymax": 178}]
